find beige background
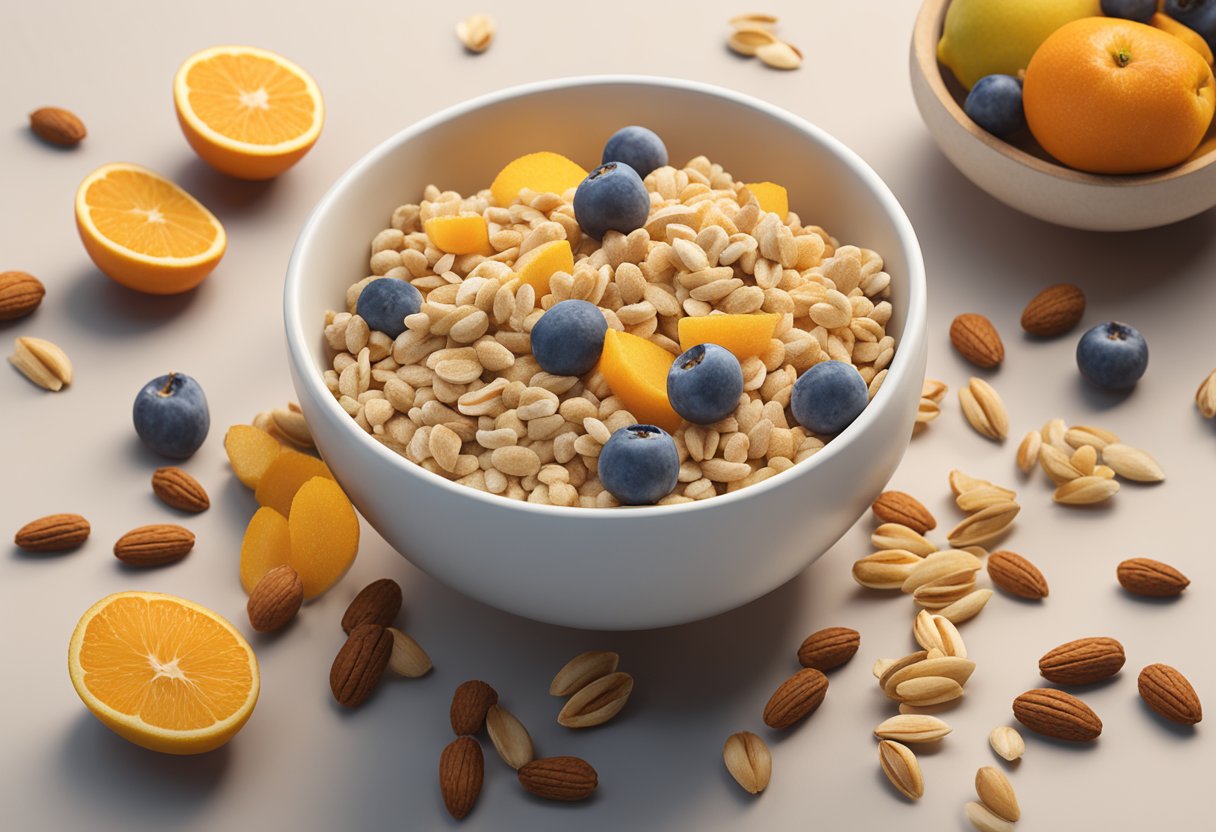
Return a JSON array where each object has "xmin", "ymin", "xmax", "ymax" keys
[{"xmin": 2, "ymin": 1, "xmax": 1213, "ymax": 829}]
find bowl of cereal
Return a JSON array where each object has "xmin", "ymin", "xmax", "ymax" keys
[{"xmin": 284, "ymin": 76, "xmax": 927, "ymax": 629}]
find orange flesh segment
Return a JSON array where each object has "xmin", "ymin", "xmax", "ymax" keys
[
  {"xmin": 746, "ymin": 182, "xmax": 789, "ymax": 219},
  {"xmin": 82, "ymin": 168, "xmax": 219, "ymax": 259},
  {"xmin": 678, "ymin": 313, "xmax": 780, "ymax": 360},
  {"xmin": 184, "ymin": 52, "xmax": 317, "ymax": 145},
  {"xmin": 424, "ymin": 215, "xmax": 492, "ymax": 255},
  {"xmin": 596, "ymin": 329, "xmax": 682, "ymax": 433},
  {"xmin": 224, "ymin": 424, "xmax": 283, "ymax": 489},
  {"xmin": 514, "ymin": 239, "xmax": 574, "ymax": 293},
  {"xmin": 490, "ymin": 151, "xmax": 588, "ymax": 207},
  {"xmin": 288, "ymin": 477, "xmax": 360, "ymax": 600},
  {"xmin": 254, "ymin": 449, "xmax": 334, "ymax": 516},
  {"xmin": 240, "ymin": 507, "xmax": 293, "ymax": 593}
]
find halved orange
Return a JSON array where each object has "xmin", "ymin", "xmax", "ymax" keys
[
  {"xmin": 75, "ymin": 163, "xmax": 226, "ymax": 295},
  {"xmin": 174, "ymin": 45, "xmax": 324, "ymax": 180},
  {"xmin": 68, "ymin": 592, "xmax": 259, "ymax": 755}
]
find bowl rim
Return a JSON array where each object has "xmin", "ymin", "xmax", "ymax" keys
[
  {"xmin": 913, "ymin": 0, "xmax": 1216, "ymax": 184},
  {"xmin": 283, "ymin": 73, "xmax": 927, "ymax": 519}
]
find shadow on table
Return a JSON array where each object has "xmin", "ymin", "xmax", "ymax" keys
[{"xmin": 61, "ymin": 265, "xmax": 201, "ymax": 337}]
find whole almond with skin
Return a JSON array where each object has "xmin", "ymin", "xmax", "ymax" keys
[
  {"xmin": 877, "ymin": 740, "xmax": 923, "ymax": 800},
  {"xmin": 1138, "ymin": 664, "xmax": 1202, "ymax": 725},
  {"xmin": 518, "ymin": 756, "xmax": 598, "ymax": 801},
  {"xmin": 486, "ymin": 704, "xmax": 534, "ymax": 770},
  {"xmin": 950, "ymin": 313, "xmax": 1004, "ymax": 367},
  {"xmin": 0, "ymin": 271, "xmax": 45, "ymax": 320},
  {"xmin": 976, "ymin": 766, "xmax": 1020, "ymax": 822},
  {"xmin": 723, "ymin": 731, "xmax": 772, "ymax": 795},
  {"xmin": 246, "ymin": 564, "xmax": 303, "ymax": 633},
  {"xmin": 872, "ymin": 491, "xmax": 936, "ymax": 533},
  {"xmin": 330, "ymin": 623, "xmax": 393, "ymax": 707},
  {"xmin": 763, "ymin": 667, "xmax": 828, "ymax": 729},
  {"xmin": 797, "ymin": 626, "xmax": 860, "ymax": 671},
  {"xmin": 1013, "ymin": 688, "xmax": 1101, "ymax": 741},
  {"xmin": 151, "ymin": 467, "xmax": 210, "ymax": 512},
  {"xmin": 558, "ymin": 671, "xmax": 633, "ymax": 728},
  {"xmin": 29, "ymin": 106, "xmax": 87, "ymax": 146},
  {"xmin": 341, "ymin": 578, "xmax": 402, "ymax": 634},
  {"xmin": 1039, "ymin": 637, "xmax": 1125, "ymax": 685},
  {"xmin": 987, "ymin": 550, "xmax": 1048, "ymax": 599},
  {"xmin": 451, "ymin": 679, "xmax": 498, "ymax": 735},
  {"xmin": 386, "ymin": 627, "xmax": 432, "ymax": 677},
  {"xmin": 112, "ymin": 524, "xmax": 194, "ymax": 566},
  {"xmin": 1117, "ymin": 557, "xmax": 1189, "ymax": 597},
  {"xmin": 1021, "ymin": 283, "xmax": 1085, "ymax": 336},
  {"xmin": 14, "ymin": 513, "xmax": 89, "ymax": 552},
  {"xmin": 439, "ymin": 736, "xmax": 483, "ymax": 819},
  {"xmin": 550, "ymin": 650, "xmax": 619, "ymax": 696}
]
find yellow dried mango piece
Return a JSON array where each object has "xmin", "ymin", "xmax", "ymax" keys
[
  {"xmin": 288, "ymin": 476, "xmax": 359, "ymax": 600},
  {"xmin": 514, "ymin": 239, "xmax": 574, "ymax": 293},
  {"xmin": 490, "ymin": 151, "xmax": 587, "ymax": 207},
  {"xmin": 678, "ymin": 313, "xmax": 780, "ymax": 360},
  {"xmin": 224, "ymin": 424, "xmax": 283, "ymax": 489},
  {"xmin": 746, "ymin": 181, "xmax": 789, "ymax": 219},
  {"xmin": 240, "ymin": 507, "xmax": 292, "ymax": 594},
  {"xmin": 596, "ymin": 328, "xmax": 682, "ymax": 433},
  {"xmin": 254, "ymin": 449, "xmax": 334, "ymax": 516},
  {"xmin": 423, "ymin": 215, "xmax": 492, "ymax": 255}
]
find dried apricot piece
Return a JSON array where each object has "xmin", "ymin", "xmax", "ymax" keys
[
  {"xmin": 746, "ymin": 181, "xmax": 789, "ymax": 219},
  {"xmin": 514, "ymin": 239, "xmax": 574, "ymax": 293},
  {"xmin": 253, "ymin": 449, "xmax": 333, "ymax": 516},
  {"xmin": 240, "ymin": 507, "xmax": 292, "ymax": 593},
  {"xmin": 224, "ymin": 424, "xmax": 282, "ymax": 489},
  {"xmin": 288, "ymin": 477, "xmax": 360, "ymax": 600},
  {"xmin": 424, "ymin": 215, "xmax": 492, "ymax": 255},
  {"xmin": 678, "ymin": 313, "xmax": 780, "ymax": 360},
  {"xmin": 490, "ymin": 151, "xmax": 587, "ymax": 207},
  {"xmin": 596, "ymin": 328, "xmax": 682, "ymax": 432}
]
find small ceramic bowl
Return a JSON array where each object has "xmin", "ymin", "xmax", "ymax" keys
[
  {"xmin": 284, "ymin": 76, "xmax": 927, "ymax": 630},
  {"xmin": 911, "ymin": 0, "xmax": 1216, "ymax": 231}
]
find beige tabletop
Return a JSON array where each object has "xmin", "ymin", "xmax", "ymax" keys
[{"xmin": 3, "ymin": 1, "xmax": 1213, "ymax": 829}]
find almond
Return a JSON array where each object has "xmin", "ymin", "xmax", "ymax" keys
[
  {"xmin": 112, "ymin": 524, "xmax": 194, "ymax": 566},
  {"xmin": 1100, "ymin": 443, "xmax": 1165, "ymax": 483},
  {"xmin": 10, "ymin": 335, "xmax": 72, "ymax": 391},
  {"xmin": 872, "ymin": 522, "xmax": 937, "ymax": 556},
  {"xmin": 29, "ymin": 106, "xmax": 87, "ymax": 146},
  {"xmin": 871, "ymin": 490, "xmax": 936, "ymax": 533},
  {"xmin": 557, "ymin": 671, "xmax": 633, "ymax": 728},
  {"xmin": 451, "ymin": 679, "xmax": 498, "ymax": 735},
  {"xmin": 877, "ymin": 740, "xmax": 923, "ymax": 800},
  {"xmin": 246, "ymin": 565, "xmax": 303, "ymax": 633},
  {"xmin": 1012, "ymin": 688, "xmax": 1101, "ymax": 741},
  {"xmin": 439, "ymin": 735, "xmax": 483, "ymax": 819},
  {"xmin": 947, "ymin": 501, "xmax": 1019, "ymax": 548},
  {"xmin": 723, "ymin": 731, "xmax": 772, "ymax": 795},
  {"xmin": 0, "ymin": 271, "xmax": 45, "ymax": 320},
  {"xmin": 950, "ymin": 313, "xmax": 1004, "ymax": 368},
  {"xmin": 341, "ymin": 577, "xmax": 402, "ymax": 634},
  {"xmin": 486, "ymin": 704, "xmax": 534, "ymax": 770},
  {"xmin": 151, "ymin": 466, "xmax": 210, "ymax": 512},
  {"xmin": 1138, "ymin": 664, "xmax": 1203, "ymax": 725},
  {"xmin": 763, "ymin": 667, "xmax": 828, "ymax": 729},
  {"xmin": 386, "ymin": 627, "xmax": 432, "ymax": 677},
  {"xmin": 1021, "ymin": 283, "xmax": 1085, "ymax": 336},
  {"xmin": 873, "ymin": 714, "xmax": 952, "ymax": 743},
  {"xmin": 549, "ymin": 650, "xmax": 620, "ymax": 696},
  {"xmin": 1117, "ymin": 557, "xmax": 1189, "ymax": 597},
  {"xmin": 988, "ymin": 726, "xmax": 1024, "ymax": 761},
  {"xmin": 965, "ymin": 801, "xmax": 1015, "ymax": 832},
  {"xmin": 882, "ymin": 656, "xmax": 976, "ymax": 698},
  {"xmin": 976, "ymin": 766, "xmax": 1019, "ymax": 822},
  {"xmin": 797, "ymin": 626, "xmax": 861, "ymax": 671},
  {"xmin": 14, "ymin": 513, "xmax": 89, "ymax": 552},
  {"xmin": 1039, "ymin": 637, "xmax": 1125, "ymax": 685},
  {"xmin": 895, "ymin": 676, "xmax": 964, "ymax": 706},
  {"xmin": 987, "ymin": 550, "xmax": 1048, "ymax": 600},
  {"xmin": 517, "ymin": 756, "xmax": 598, "ymax": 801},
  {"xmin": 330, "ymin": 623, "xmax": 393, "ymax": 708},
  {"xmin": 937, "ymin": 588, "xmax": 993, "ymax": 624},
  {"xmin": 852, "ymin": 549, "xmax": 922, "ymax": 590}
]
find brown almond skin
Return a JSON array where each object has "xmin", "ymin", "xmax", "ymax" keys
[
  {"xmin": 0, "ymin": 271, "xmax": 46, "ymax": 320},
  {"xmin": 1117, "ymin": 558, "xmax": 1190, "ymax": 597},
  {"xmin": 341, "ymin": 577, "xmax": 403, "ymax": 634},
  {"xmin": 151, "ymin": 467, "xmax": 210, "ymax": 512},
  {"xmin": 1138, "ymin": 664, "xmax": 1202, "ymax": 725},
  {"xmin": 1013, "ymin": 688, "xmax": 1102, "ymax": 741},
  {"xmin": 112, "ymin": 524, "xmax": 194, "ymax": 566},
  {"xmin": 949, "ymin": 313, "xmax": 1004, "ymax": 368},
  {"xmin": 763, "ymin": 667, "xmax": 828, "ymax": 729},
  {"xmin": 518, "ymin": 756, "xmax": 598, "ymax": 801},
  {"xmin": 871, "ymin": 491, "xmax": 936, "ymax": 533},
  {"xmin": 29, "ymin": 106, "xmax": 87, "ymax": 146},
  {"xmin": 440, "ymin": 736, "xmax": 484, "ymax": 819},
  {"xmin": 329, "ymin": 623, "xmax": 393, "ymax": 707},
  {"xmin": 1039, "ymin": 637, "xmax": 1125, "ymax": 685},
  {"xmin": 247, "ymin": 565, "xmax": 304, "ymax": 633},
  {"xmin": 797, "ymin": 627, "xmax": 861, "ymax": 671},
  {"xmin": 14, "ymin": 513, "xmax": 89, "ymax": 552},
  {"xmin": 1021, "ymin": 283, "xmax": 1086, "ymax": 336},
  {"xmin": 450, "ymin": 680, "xmax": 498, "ymax": 736},
  {"xmin": 987, "ymin": 550, "xmax": 1049, "ymax": 600}
]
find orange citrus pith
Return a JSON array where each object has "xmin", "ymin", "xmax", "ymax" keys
[
  {"xmin": 1023, "ymin": 18, "xmax": 1215, "ymax": 174},
  {"xmin": 174, "ymin": 45, "xmax": 323, "ymax": 180},
  {"xmin": 68, "ymin": 592, "xmax": 259, "ymax": 755}
]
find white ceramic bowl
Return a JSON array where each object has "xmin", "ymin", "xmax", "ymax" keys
[
  {"xmin": 284, "ymin": 76, "xmax": 927, "ymax": 630},
  {"xmin": 911, "ymin": 0, "xmax": 1216, "ymax": 231}
]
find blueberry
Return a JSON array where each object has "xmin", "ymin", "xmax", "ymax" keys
[
  {"xmin": 572, "ymin": 162, "xmax": 650, "ymax": 241},
  {"xmin": 666, "ymin": 344, "xmax": 743, "ymax": 425},
  {"xmin": 601, "ymin": 126, "xmax": 668, "ymax": 179},
  {"xmin": 790, "ymin": 360, "xmax": 869, "ymax": 436},
  {"xmin": 133, "ymin": 372, "xmax": 210, "ymax": 459},
  {"xmin": 1166, "ymin": 0, "xmax": 1216, "ymax": 51},
  {"xmin": 964, "ymin": 75, "xmax": 1026, "ymax": 138},
  {"xmin": 1076, "ymin": 322, "xmax": 1148, "ymax": 391},
  {"xmin": 356, "ymin": 277, "xmax": 422, "ymax": 339},
  {"xmin": 598, "ymin": 425, "xmax": 679, "ymax": 506},
  {"xmin": 1101, "ymin": 0, "xmax": 1156, "ymax": 22},
  {"xmin": 529, "ymin": 300, "xmax": 608, "ymax": 377}
]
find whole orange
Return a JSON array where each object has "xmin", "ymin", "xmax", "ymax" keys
[{"xmin": 1024, "ymin": 18, "xmax": 1215, "ymax": 174}]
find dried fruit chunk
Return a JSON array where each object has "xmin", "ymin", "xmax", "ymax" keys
[
  {"xmin": 490, "ymin": 151, "xmax": 587, "ymax": 207},
  {"xmin": 723, "ymin": 731, "xmax": 772, "ymax": 795},
  {"xmin": 424, "ymin": 215, "xmax": 492, "ymax": 255},
  {"xmin": 254, "ymin": 449, "xmax": 334, "ymax": 517},
  {"xmin": 596, "ymin": 328, "xmax": 681, "ymax": 432},
  {"xmin": 287, "ymin": 477, "xmax": 359, "ymax": 600},
  {"xmin": 224, "ymin": 424, "xmax": 284, "ymax": 489},
  {"xmin": 677, "ymin": 312, "xmax": 779, "ymax": 360},
  {"xmin": 240, "ymin": 507, "xmax": 292, "ymax": 594},
  {"xmin": 744, "ymin": 181, "xmax": 788, "ymax": 218},
  {"xmin": 513, "ymin": 239, "xmax": 573, "ymax": 294}
]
